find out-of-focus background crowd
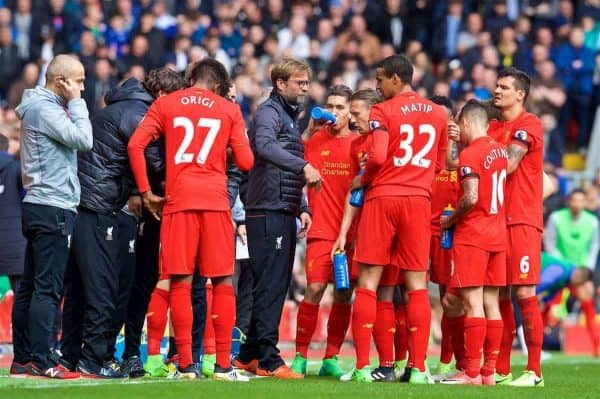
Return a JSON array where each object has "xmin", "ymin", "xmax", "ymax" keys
[{"xmin": 1, "ymin": 0, "xmax": 600, "ymax": 352}]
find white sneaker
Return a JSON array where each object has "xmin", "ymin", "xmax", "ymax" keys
[{"xmin": 213, "ymin": 367, "xmax": 250, "ymax": 382}]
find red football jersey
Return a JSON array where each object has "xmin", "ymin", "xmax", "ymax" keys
[
  {"xmin": 431, "ymin": 169, "xmax": 459, "ymax": 237},
  {"xmin": 488, "ymin": 111, "xmax": 544, "ymax": 231},
  {"xmin": 128, "ymin": 87, "xmax": 254, "ymax": 214},
  {"xmin": 361, "ymin": 91, "xmax": 448, "ymax": 200},
  {"xmin": 454, "ymin": 136, "xmax": 508, "ymax": 251},
  {"xmin": 304, "ymin": 128, "xmax": 359, "ymax": 241}
]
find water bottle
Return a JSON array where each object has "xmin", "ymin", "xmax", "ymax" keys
[
  {"xmin": 332, "ymin": 251, "xmax": 350, "ymax": 291},
  {"xmin": 440, "ymin": 204, "xmax": 455, "ymax": 249},
  {"xmin": 311, "ymin": 107, "xmax": 336, "ymax": 124},
  {"xmin": 349, "ymin": 170, "xmax": 365, "ymax": 208}
]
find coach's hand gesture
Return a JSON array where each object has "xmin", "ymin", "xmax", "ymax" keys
[
  {"xmin": 303, "ymin": 163, "xmax": 322, "ymax": 190},
  {"xmin": 142, "ymin": 191, "xmax": 166, "ymax": 221}
]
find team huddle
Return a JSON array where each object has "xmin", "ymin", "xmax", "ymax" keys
[
  {"xmin": 9, "ymin": 52, "xmax": 550, "ymax": 386},
  {"xmin": 274, "ymin": 56, "xmax": 548, "ymax": 386},
  {"xmin": 126, "ymin": 55, "xmax": 547, "ymax": 386}
]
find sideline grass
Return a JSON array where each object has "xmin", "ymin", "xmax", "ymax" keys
[{"xmin": 1, "ymin": 354, "xmax": 599, "ymax": 399}]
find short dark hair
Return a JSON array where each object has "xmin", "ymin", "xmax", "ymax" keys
[
  {"xmin": 569, "ymin": 188, "xmax": 586, "ymax": 198},
  {"xmin": 143, "ymin": 67, "xmax": 187, "ymax": 97},
  {"xmin": 0, "ymin": 133, "xmax": 8, "ymax": 151},
  {"xmin": 376, "ymin": 54, "xmax": 413, "ymax": 84},
  {"xmin": 498, "ymin": 67, "xmax": 531, "ymax": 102},
  {"xmin": 458, "ymin": 99, "xmax": 489, "ymax": 125},
  {"xmin": 349, "ymin": 89, "xmax": 382, "ymax": 108},
  {"xmin": 429, "ymin": 95, "xmax": 454, "ymax": 114},
  {"xmin": 186, "ymin": 58, "xmax": 231, "ymax": 97},
  {"xmin": 326, "ymin": 85, "xmax": 353, "ymax": 101}
]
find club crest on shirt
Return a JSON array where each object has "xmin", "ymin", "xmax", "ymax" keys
[
  {"xmin": 320, "ymin": 149, "xmax": 330, "ymax": 156},
  {"xmin": 106, "ymin": 226, "xmax": 114, "ymax": 241},
  {"xmin": 368, "ymin": 120, "xmax": 381, "ymax": 130},
  {"xmin": 460, "ymin": 166, "xmax": 473, "ymax": 177},
  {"xmin": 514, "ymin": 130, "xmax": 528, "ymax": 141}
]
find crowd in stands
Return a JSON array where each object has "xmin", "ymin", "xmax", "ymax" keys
[{"xmin": 0, "ymin": 0, "xmax": 598, "ymax": 165}]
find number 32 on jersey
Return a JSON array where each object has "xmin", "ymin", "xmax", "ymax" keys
[
  {"xmin": 393, "ymin": 123, "xmax": 436, "ymax": 168},
  {"xmin": 174, "ymin": 116, "xmax": 221, "ymax": 165}
]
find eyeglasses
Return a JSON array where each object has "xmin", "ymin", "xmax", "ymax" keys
[{"xmin": 287, "ymin": 79, "xmax": 311, "ymax": 88}]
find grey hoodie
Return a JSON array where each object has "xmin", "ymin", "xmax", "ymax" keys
[{"xmin": 16, "ymin": 86, "xmax": 93, "ymax": 211}]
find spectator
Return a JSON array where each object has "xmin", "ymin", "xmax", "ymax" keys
[
  {"xmin": 116, "ymin": 34, "xmax": 154, "ymax": 77},
  {"xmin": 7, "ymin": 62, "xmax": 40, "ymax": 109},
  {"xmin": 457, "ymin": 12, "xmax": 483, "ymax": 56},
  {"xmin": 554, "ymin": 26, "xmax": 596, "ymax": 154},
  {"xmin": 278, "ymin": 14, "xmax": 310, "ymax": 60},
  {"xmin": 134, "ymin": 12, "xmax": 166, "ymax": 68},
  {"xmin": 0, "ymin": 134, "xmax": 25, "ymax": 294},
  {"xmin": 316, "ymin": 18, "xmax": 337, "ymax": 62},
  {"xmin": 0, "ymin": 25, "xmax": 22, "ymax": 100},
  {"xmin": 545, "ymin": 188, "xmax": 600, "ymax": 270},
  {"xmin": 333, "ymin": 14, "xmax": 381, "ymax": 67},
  {"xmin": 433, "ymin": 0, "xmax": 463, "ymax": 59},
  {"xmin": 11, "ymin": 54, "xmax": 92, "ymax": 379},
  {"xmin": 83, "ymin": 58, "xmax": 117, "ymax": 116}
]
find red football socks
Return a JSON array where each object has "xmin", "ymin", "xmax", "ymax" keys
[
  {"xmin": 519, "ymin": 296, "xmax": 543, "ymax": 376},
  {"xmin": 170, "ymin": 280, "xmax": 193, "ymax": 368},
  {"xmin": 295, "ymin": 300, "xmax": 319, "ymax": 358},
  {"xmin": 463, "ymin": 317, "xmax": 486, "ymax": 378},
  {"xmin": 212, "ymin": 284, "xmax": 236, "ymax": 369},
  {"xmin": 373, "ymin": 301, "xmax": 395, "ymax": 368},
  {"xmin": 352, "ymin": 288, "xmax": 377, "ymax": 369},
  {"xmin": 496, "ymin": 298, "xmax": 515, "ymax": 375},
  {"xmin": 481, "ymin": 319, "xmax": 503, "ymax": 377},
  {"xmin": 448, "ymin": 315, "xmax": 465, "ymax": 370},
  {"xmin": 203, "ymin": 284, "xmax": 216, "ymax": 355},
  {"xmin": 581, "ymin": 299, "xmax": 600, "ymax": 349},
  {"xmin": 440, "ymin": 314, "xmax": 453, "ymax": 364},
  {"xmin": 394, "ymin": 304, "xmax": 408, "ymax": 362},
  {"xmin": 324, "ymin": 302, "xmax": 351, "ymax": 359},
  {"xmin": 147, "ymin": 287, "xmax": 169, "ymax": 355},
  {"xmin": 407, "ymin": 289, "xmax": 431, "ymax": 372}
]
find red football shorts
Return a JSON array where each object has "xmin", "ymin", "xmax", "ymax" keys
[
  {"xmin": 430, "ymin": 235, "xmax": 452, "ymax": 286},
  {"xmin": 449, "ymin": 244, "xmax": 506, "ymax": 288},
  {"xmin": 507, "ymin": 224, "xmax": 542, "ymax": 285},
  {"xmin": 355, "ymin": 196, "xmax": 431, "ymax": 271},
  {"xmin": 159, "ymin": 210, "xmax": 234, "ymax": 278},
  {"xmin": 305, "ymin": 239, "xmax": 357, "ymax": 284}
]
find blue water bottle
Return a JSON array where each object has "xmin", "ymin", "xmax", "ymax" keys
[
  {"xmin": 311, "ymin": 106, "xmax": 336, "ymax": 124},
  {"xmin": 440, "ymin": 204, "xmax": 455, "ymax": 249},
  {"xmin": 349, "ymin": 170, "xmax": 365, "ymax": 208},
  {"xmin": 333, "ymin": 251, "xmax": 350, "ymax": 291}
]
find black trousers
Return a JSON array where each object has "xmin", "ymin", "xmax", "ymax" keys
[
  {"xmin": 234, "ymin": 258, "xmax": 253, "ymax": 334},
  {"xmin": 61, "ymin": 208, "xmax": 120, "ymax": 366},
  {"xmin": 12, "ymin": 204, "xmax": 76, "ymax": 369},
  {"xmin": 123, "ymin": 211, "xmax": 160, "ymax": 360},
  {"xmin": 106, "ymin": 211, "xmax": 138, "ymax": 360},
  {"xmin": 238, "ymin": 211, "xmax": 297, "ymax": 371}
]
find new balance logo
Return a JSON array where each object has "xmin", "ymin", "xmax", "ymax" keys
[
  {"xmin": 275, "ymin": 236, "xmax": 283, "ymax": 250},
  {"xmin": 0, "ymin": 184, "xmax": 4, "ymax": 194},
  {"xmin": 128, "ymin": 240, "xmax": 135, "ymax": 253},
  {"xmin": 67, "ymin": 234, "xmax": 72, "ymax": 248},
  {"xmin": 46, "ymin": 368, "xmax": 60, "ymax": 378},
  {"xmin": 362, "ymin": 323, "xmax": 373, "ymax": 329}
]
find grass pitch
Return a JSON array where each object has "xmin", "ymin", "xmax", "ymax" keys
[{"xmin": 1, "ymin": 353, "xmax": 599, "ymax": 399}]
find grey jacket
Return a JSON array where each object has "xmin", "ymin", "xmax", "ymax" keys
[{"xmin": 16, "ymin": 87, "xmax": 93, "ymax": 211}]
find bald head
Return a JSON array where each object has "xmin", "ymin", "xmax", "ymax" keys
[
  {"xmin": 45, "ymin": 54, "xmax": 86, "ymax": 100},
  {"xmin": 46, "ymin": 54, "xmax": 84, "ymax": 82}
]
